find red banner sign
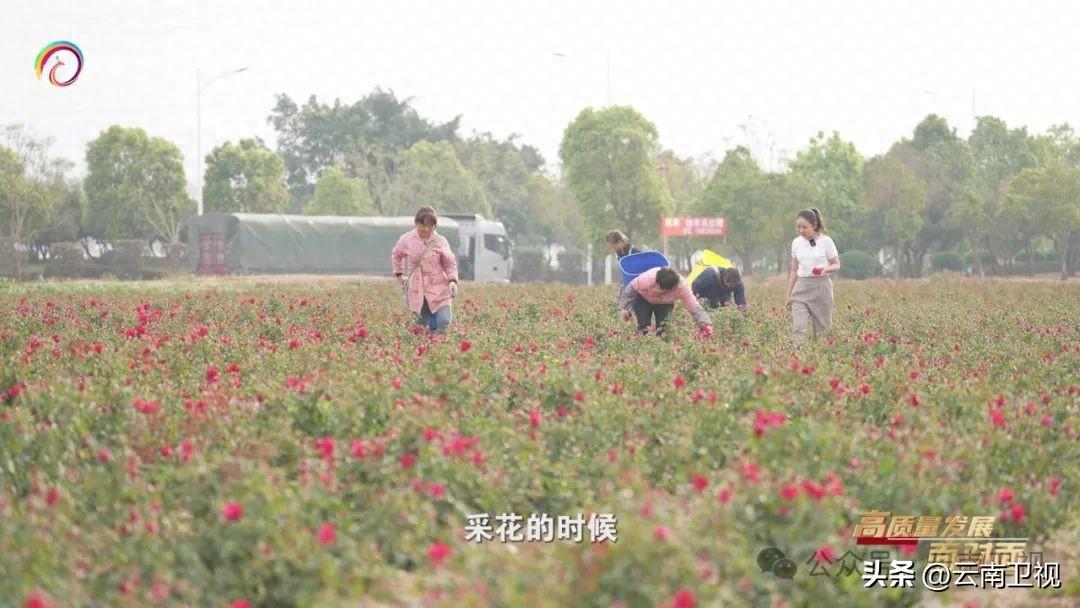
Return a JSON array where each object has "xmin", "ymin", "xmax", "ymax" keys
[{"xmin": 660, "ymin": 217, "xmax": 727, "ymax": 237}]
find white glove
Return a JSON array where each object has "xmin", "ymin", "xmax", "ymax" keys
[{"xmin": 449, "ymin": 282, "xmax": 459, "ymax": 299}]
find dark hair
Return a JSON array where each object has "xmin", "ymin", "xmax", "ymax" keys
[
  {"xmin": 656, "ymin": 267, "xmax": 680, "ymax": 290},
  {"xmin": 414, "ymin": 206, "xmax": 437, "ymax": 227},
  {"xmin": 797, "ymin": 207, "xmax": 826, "ymax": 233},
  {"xmin": 605, "ymin": 229, "xmax": 629, "ymax": 245},
  {"xmin": 721, "ymin": 267, "xmax": 742, "ymax": 286}
]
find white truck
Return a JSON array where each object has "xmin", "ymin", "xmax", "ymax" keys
[{"xmin": 442, "ymin": 213, "xmax": 512, "ymax": 283}]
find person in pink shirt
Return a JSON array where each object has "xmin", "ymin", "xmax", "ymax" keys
[
  {"xmin": 619, "ymin": 266, "xmax": 713, "ymax": 336},
  {"xmin": 391, "ymin": 206, "xmax": 459, "ymax": 333}
]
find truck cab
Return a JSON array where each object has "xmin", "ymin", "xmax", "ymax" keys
[{"xmin": 442, "ymin": 213, "xmax": 512, "ymax": 283}]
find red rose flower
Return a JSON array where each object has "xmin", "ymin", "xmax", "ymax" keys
[
  {"xmin": 221, "ymin": 502, "xmax": 244, "ymax": 522},
  {"xmin": 427, "ymin": 541, "xmax": 452, "ymax": 566}
]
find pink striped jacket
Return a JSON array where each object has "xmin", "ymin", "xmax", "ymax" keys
[
  {"xmin": 391, "ymin": 229, "xmax": 458, "ymax": 314},
  {"xmin": 619, "ymin": 267, "xmax": 711, "ymax": 327}
]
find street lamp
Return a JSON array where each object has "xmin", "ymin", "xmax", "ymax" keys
[{"xmin": 196, "ymin": 66, "xmax": 249, "ymax": 216}]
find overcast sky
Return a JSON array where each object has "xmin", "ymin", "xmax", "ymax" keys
[{"xmin": 6, "ymin": 0, "xmax": 1080, "ymax": 196}]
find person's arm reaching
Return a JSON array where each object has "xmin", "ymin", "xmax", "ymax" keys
[
  {"xmin": 691, "ymin": 271, "xmax": 713, "ymax": 309},
  {"xmin": 734, "ymin": 282, "xmax": 748, "ymax": 312},
  {"xmin": 619, "ymin": 277, "xmax": 642, "ymax": 320},
  {"xmin": 678, "ymin": 282, "xmax": 712, "ymax": 328}
]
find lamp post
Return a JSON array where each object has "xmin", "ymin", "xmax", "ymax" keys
[{"xmin": 196, "ymin": 66, "xmax": 249, "ymax": 215}]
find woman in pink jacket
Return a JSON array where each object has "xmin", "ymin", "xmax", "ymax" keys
[
  {"xmin": 391, "ymin": 206, "xmax": 459, "ymax": 333},
  {"xmin": 619, "ymin": 266, "xmax": 713, "ymax": 336}
]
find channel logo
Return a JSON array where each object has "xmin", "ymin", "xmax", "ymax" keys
[{"xmin": 35, "ymin": 41, "xmax": 84, "ymax": 87}]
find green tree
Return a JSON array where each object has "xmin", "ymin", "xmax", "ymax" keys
[
  {"xmin": 998, "ymin": 173, "xmax": 1039, "ymax": 271},
  {"xmin": 768, "ymin": 172, "xmax": 820, "ymax": 274},
  {"xmin": 34, "ymin": 184, "xmax": 83, "ymax": 252},
  {"xmin": 890, "ymin": 115, "xmax": 970, "ymax": 276},
  {"xmin": 203, "ymin": 138, "xmax": 289, "ymax": 214},
  {"xmin": 694, "ymin": 147, "xmax": 771, "ymax": 276},
  {"xmin": 0, "ymin": 148, "xmax": 49, "ymax": 278},
  {"xmin": 789, "ymin": 131, "xmax": 867, "ymax": 250},
  {"xmin": 656, "ymin": 150, "xmax": 704, "ymax": 215},
  {"xmin": 84, "ymin": 125, "xmax": 194, "ymax": 244},
  {"xmin": 382, "ymin": 141, "xmax": 490, "ymax": 216},
  {"xmin": 3, "ymin": 124, "xmax": 79, "ymax": 255},
  {"xmin": 1005, "ymin": 166, "xmax": 1080, "ymax": 280},
  {"xmin": 517, "ymin": 173, "xmax": 585, "ymax": 248},
  {"xmin": 268, "ymin": 88, "xmax": 461, "ymax": 206},
  {"xmin": 303, "ymin": 166, "xmax": 375, "ymax": 216},
  {"xmin": 455, "ymin": 133, "xmax": 535, "ymax": 239},
  {"xmin": 345, "ymin": 142, "xmax": 400, "ymax": 215},
  {"xmin": 657, "ymin": 150, "xmax": 706, "ymax": 268},
  {"xmin": 861, "ymin": 155, "xmax": 926, "ymax": 279},
  {"xmin": 968, "ymin": 116, "xmax": 1048, "ymax": 273},
  {"xmin": 947, "ymin": 188, "xmax": 992, "ymax": 277},
  {"xmin": 911, "ymin": 114, "xmax": 955, "ymax": 151},
  {"xmin": 559, "ymin": 106, "xmax": 670, "ymax": 245},
  {"xmin": 1044, "ymin": 123, "xmax": 1080, "ymax": 168}
]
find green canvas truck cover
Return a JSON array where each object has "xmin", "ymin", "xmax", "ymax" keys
[{"xmin": 185, "ymin": 213, "xmax": 460, "ymax": 275}]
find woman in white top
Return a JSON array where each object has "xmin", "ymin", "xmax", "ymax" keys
[{"xmin": 784, "ymin": 208, "xmax": 841, "ymax": 345}]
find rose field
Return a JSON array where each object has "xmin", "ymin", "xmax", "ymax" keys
[{"xmin": 0, "ymin": 277, "xmax": 1076, "ymax": 608}]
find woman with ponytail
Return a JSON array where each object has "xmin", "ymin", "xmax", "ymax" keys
[{"xmin": 784, "ymin": 208, "xmax": 840, "ymax": 345}]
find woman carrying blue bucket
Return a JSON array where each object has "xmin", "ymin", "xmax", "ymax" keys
[
  {"xmin": 606, "ymin": 230, "xmax": 640, "ymax": 309},
  {"xmin": 618, "ymin": 266, "xmax": 713, "ymax": 337},
  {"xmin": 605, "ymin": 230, "xmax": 639, "ymax": 259}
]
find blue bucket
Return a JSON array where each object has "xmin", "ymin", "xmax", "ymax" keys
[{"xmin": 619, "ymin": 251, "xmax": 670, "ymax": 287}]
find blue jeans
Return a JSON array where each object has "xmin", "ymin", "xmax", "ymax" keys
[{"xmin": 418, "ymin": 299, "xmax": 452, "ymax": 333}]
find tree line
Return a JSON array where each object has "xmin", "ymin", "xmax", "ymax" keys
[
  {"xmin": 2, "ymin": 89, "xmax": 1078, "ymax": 280},
  {"xmin": 560, "ymin": 109, "xmax": 1080, "ymax": 280}
]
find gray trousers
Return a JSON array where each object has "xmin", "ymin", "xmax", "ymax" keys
[{"xmin": 791, "ymin": 276, "xmax": 834, "ymax": 345}]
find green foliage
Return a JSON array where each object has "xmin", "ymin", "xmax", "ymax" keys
[
  {"xmin": 268, "ymin": 89, "xmax": 461, "ymax": 205},
  {"xmin": 33, "ymin": 184, "xmax": 82, "ymax": 247},
  {"xmin": 510, "ymin": 247, "xmax": 547, "ymax": 282},
  {"xmin": 965, "ymin": 250, "xmax": 995, "ymax": 265},
  {"xmin": 861, "ymin": 155, "xmax": 925, "ymax": 277},
  {"xmin": 789, "ymin": 131, "xmax": 866, "ymax": 250},
  {"xmin": 382, "ymin": 141, "xmax": 490, "ymax": 216},
  {"xmin": 0, "ymin": 148, "xmax": 48, "ymax": 243},
  {"xmin": 656, "ymin": 150, "xmax": 704, "ymax": 216},
  {"xmin": 1003, "ymin": 165, "xmax": 1080, "ymax": 278},
  {"xmin": 889, "ymin": 116, "xmax": 971, "ymax": 274},
  {"xmin": 838, "ymin": 250, "xmax": 882, "ymax": 279},
  {"xmin": 520, "ymin": 173, "xmax": 585, "ymax": 248},
  {"xmin": 83, "ymin": 125, "xmax": 193, "ymax": 244},
  {"xmin": 203, "ymin": 138, "xmax": 289, "ymax": 214},
  {"xmin": 559, "ymin": 106, "xmax": 671, "ymax": 246},
  {"xmin": 766, "ymin": 172, "xmax": 820, "ymax": 273},
  {"xmin": 695, "ymin": 147, "xmax": 771, "ymax": 274},
  {"xmin": 910, "ymin": 113, "xmax": 955, "ymax": 152},
  {"xmin": 455, "ymin": 134, "xmax": 533, "ymax": 235},
  {"xmin": 929, "ymin": 251, "xmax": 965, "ymax": 272},
  {"xmin": 303, "ymin": 166, "xmax": 375, "ymax": 216}
]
